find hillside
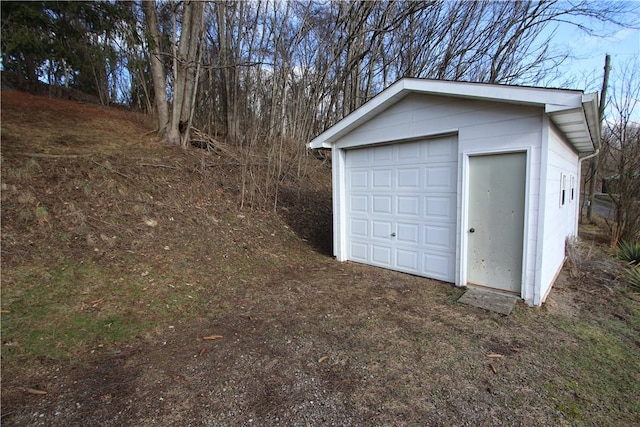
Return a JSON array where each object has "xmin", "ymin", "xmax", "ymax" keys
[
  {"xmin": 2, "ymin": 90, "xmax": 640, "ymax": 426},
  {"xmin": 1, "ymin": 90, "xmax": 333, "ymax": 268}
]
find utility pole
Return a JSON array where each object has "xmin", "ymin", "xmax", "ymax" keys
[{"xmin": 586, "ymin": 54, "xmax": 610, "ymax": 221}]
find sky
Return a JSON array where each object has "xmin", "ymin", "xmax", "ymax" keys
[
  {"xmin": 542, "ymin": 8, "xmax": 640, "ymax": 122},
  {"xmin": 550, "ymin": 22, "xmax": 639, "ymax": 92}
]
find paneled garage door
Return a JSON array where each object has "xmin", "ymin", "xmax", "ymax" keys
[{"xmin": 345, "ymin": 135, "xmax": 458, "ymax": 282}]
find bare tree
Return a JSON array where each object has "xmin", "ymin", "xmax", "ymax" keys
[
  {"xmin": 167, "ymin": 0, "xmax": 205, "ymax": 147},
  {"xmin": 143, "ymin": 0, "xmax": 205, "ymax": 146},
  {"xmin": 599, "ymin": 60, "xmax": 640, "ymax": 245},
  {"xmin": 135, "ymin": 0, "xmax": 637, "ymax": 209}
]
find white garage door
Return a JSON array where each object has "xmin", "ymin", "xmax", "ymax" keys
[{"xmin": 345, "ymin": 135, "xmax": 458, "ymax": 282}]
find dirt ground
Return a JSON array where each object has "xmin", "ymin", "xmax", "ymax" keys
[{"xmin": 2, "ymin": 90, "xmax": 639, "ymax": 426}]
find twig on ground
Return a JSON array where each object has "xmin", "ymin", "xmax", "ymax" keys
[{"xmin": 139, "ymin": 163, "xmax": 179, "ymax": 169}]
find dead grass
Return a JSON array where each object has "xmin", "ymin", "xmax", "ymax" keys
[{"xmin": 2, "ymin": 90, "xmax": 639, "ymax": 426}]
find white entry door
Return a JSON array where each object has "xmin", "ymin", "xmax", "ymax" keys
[
  {"xmin": 467, "ymin": 152, "xmax": 526, "ymax": 293},
  {"xmin": 345, "ymin": 136, "xmax": 458, "ymax": 282}
]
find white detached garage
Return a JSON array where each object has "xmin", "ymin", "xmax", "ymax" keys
[{"xmin": 307, "ymin": 78, "xmax": 600, "ymax": 306}]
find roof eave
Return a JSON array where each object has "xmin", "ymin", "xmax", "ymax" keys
[{"xmin": 545, "ymin": 92, "xmax": 599, "ymax": 153}]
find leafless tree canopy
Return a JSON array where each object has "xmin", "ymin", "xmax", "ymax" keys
[
  {"xmin": 3, "ymin": 0, "xmax": 636, "ymax": 208},
  {"xmin": 598, "ymin": 60, "xmax": 640, "ymax": 244},
  {"xmin": 138, "ymin": 1, "xmax": 633, "ymax": 136},
  {"xmin": 137, "ymin": 1, "xmax": 635, "ymax": 207}
]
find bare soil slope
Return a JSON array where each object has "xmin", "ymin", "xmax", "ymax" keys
[{"xmin": 2, "ymin": 90, "xmax": 639, "ymax": 426}]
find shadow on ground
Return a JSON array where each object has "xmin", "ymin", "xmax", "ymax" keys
[{"xmin": 278, "ymin": 184, "xmax": 333, "ymax": 257}]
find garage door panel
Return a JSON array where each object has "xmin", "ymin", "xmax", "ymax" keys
[
  {"xmin": 424, "ymin": 223, "xmax": 455, "ymax": 251},
  {"xmin": 350, "ymin": 195, "xmax": 368, "ymax": 213},
  {"xmin": 350, "ymin": 242, "xmax": 368, "ymax": 261},
  {"xmin": 398, "ymin": 141, "xmax": 421, "ymax": 160},
  {"xmin": 424, "ymin": 195, "xmax": 456, "ymax": 222},
  {"xmin": 425, "ymin": 137, "xmax": 457, "ymax": 162},
  {"xmin": 346, "ymin": 136, "xmax": 458, "ymax": 283},
  {"xmin": 425, "ymin": 165, "xmax": 456, "ymax": 190},
  {"xmin": 422, "ymin": 252, "xmax": 455, "ymax": 281},
  {"xmin": 372, "ymin": 221, "xmax": 393, "ymax": 239},
  {"xmin": 396, "ymin": 248, "xmax": 419, "ymax": 272},
  {"xmin": 349, "ymin": 148, "xmax": 370, "ymax": 165},
  {"xmin": 372, "ymin": 196, "xmax": 393, "ymax": 214},
  {"xmin": 373, "ymin": 169, "xmax": 393, "ymax": 188},
  {"xmin": 397, "ymin": 168, "xmax": 421, "ymax": 188},
  {"xmin": 350, "ymin": 218, "xmax": 368, "ymax": 237},
  {"xmin": 372, "ymin": 245, "xmax": 392, "ymax": 266},
  {"xmin": 397, "ymin": 196, "xmax": 420, "ymax": 217},
  {"xmin": 373, "ymin": 145, "xmax": 393, "ymax": 162},
  {"xmin": 397, "ymin": 222, "xmax": 420, "ymax": 244},
  {"xmin": 349, "ymin": 170, "xmax": 368, "ymax": 188}
]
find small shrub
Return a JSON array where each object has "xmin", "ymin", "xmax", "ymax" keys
[
  {"xmin": 618, "ymin": 241, "xmax": 640, "ymax": 265},
  {"xmin": 565, "ymin": 237, "xmax": 582, "ymax": 278},
  {"xmin": 626, "ymin": 265, "xmax": 640, "ymax": 291}
]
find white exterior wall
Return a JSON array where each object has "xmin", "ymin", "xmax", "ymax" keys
[
  {"xmin": 535, "ymin": 121, "xmax": 580, "ymax": 304},
  {"xmin": 333, "ymin": 93, "xmax": 548, "ymax": 304}
]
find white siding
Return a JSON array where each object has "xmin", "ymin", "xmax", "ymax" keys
[
  {"xmin": 335, "ymin": 93, "xmax": 544, "ymax": 299},
  {"xmin": 337, "ymin": 94, "xmax": 541, "ymax": 149},
  {"xmin": 536, "ymin": 123, "xmax": 580, "ymax": 304}
]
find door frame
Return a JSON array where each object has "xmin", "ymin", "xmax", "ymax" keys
[{"xmin": 460, "ymin": 147, "xmax": 532, "ymax": 298}]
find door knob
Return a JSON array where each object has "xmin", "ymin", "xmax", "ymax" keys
[
  {"xmin": 391, "ymin": 232, "xmax": 396, "ymax": 237},
  {"xmin": 469, "ymin": 228, "xmax": 475, "ymax": 233}
]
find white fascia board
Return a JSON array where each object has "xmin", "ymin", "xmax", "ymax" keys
[{"xmin": 582, "ymin": 92, "xmax": 601, "ymax": 148}]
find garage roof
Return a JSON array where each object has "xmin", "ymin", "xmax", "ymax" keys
[{"xmin": 307, "ymin": 78, "xmax": 600, "ymax": 152}]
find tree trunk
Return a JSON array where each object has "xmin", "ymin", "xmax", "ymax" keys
[
  {"xmin": 215, "ymin": 0, "xmax": 237, "ymax": 142},
  {"xmin": 142, "ymin": 0, "xmax": 169, "ymax": 134},
  {"xmin": 164, "ymin": 1, "xmax": 204, "ymax": 147},
  {"xmin": 180, "ymin": 7, "xmax": 206, "ymax": 148},
  {"xmin": 166, "ymin": 2, "xmax": 193, "ymax": 145}
]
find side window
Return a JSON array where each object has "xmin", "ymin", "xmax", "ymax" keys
[
  {"xmin": 560, "ymin": 173, "xmax": 567, "ymax": 207},
  {"xmin": 570, "ymin": 175, "xmax": 575, "ymax": 202}
]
